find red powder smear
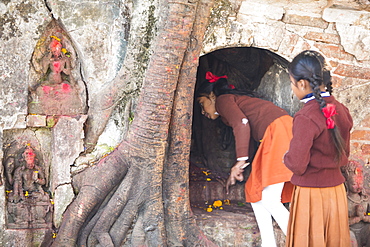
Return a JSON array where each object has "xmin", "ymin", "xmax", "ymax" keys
[
  {"xmin": 53, "ymin": 61, "xmax": 62, "ymax": 72},
  {"xmin": 51, "ymin": 39, "xmax": 62, "ymax": 49},
  {"xmin": 43, "ymin": 86, "xmax": 52, "ymax": 94},
  {"xmin": 62, "ymin": 83, "xmax": 71, "ymax": 93}
]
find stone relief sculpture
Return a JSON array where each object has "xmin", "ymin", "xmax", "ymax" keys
[
  {"xmin": 342, "ymin": 160, "xmax": 370, "ymax": 247},
  {"xmin": 4, "ymin": 144, "xmax": 52, "ymax": 229},
  {"xmin": 28, "ymin": 19, "xmax": 87, "ymax": 116}
]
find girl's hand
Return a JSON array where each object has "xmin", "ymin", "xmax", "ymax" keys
[{"xmin": 225, "ymin": 161, "xmax": 249, "ymax": 194}]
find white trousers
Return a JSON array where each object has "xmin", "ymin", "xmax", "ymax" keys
[{"xmin": 250, "ymin": 182, "xmax": 289, "ymax": 247}]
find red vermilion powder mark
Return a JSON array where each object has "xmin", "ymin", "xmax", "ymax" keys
[
  {"xmin": 53, "ymin": 61, "xmax": 62, "ymax": 72},
  {"xmin": 43, "ymin": 86, "xmax": 52, "ymax": 94},
  {"xmin": 62, "ymin": 83, "xmax": 71, "ymax": 93}
]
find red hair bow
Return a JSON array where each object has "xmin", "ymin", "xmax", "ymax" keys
[
  {"xmin": 322, "ymin": 103, "xmax": 337, "ymax": 129},
  {"xmin": 206, "ymin": 71, "xmax": 228, "ymax": 83}
]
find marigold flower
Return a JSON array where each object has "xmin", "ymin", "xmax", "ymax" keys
[
  {"xmin": 213, "ymin": 200, "xmax": 222, "ymax": 208},
  {"xmin": 50, "ymin": 35, "xmax": 61, "ymax": 41},
  {"xmin": 206, "ymin": 207, "xmax": 213, "ymax": 212}
]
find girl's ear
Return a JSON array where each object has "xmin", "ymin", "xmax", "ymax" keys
[{"xmin": 297, "ymin": 79, "xmax": 309, "ymax": 91}]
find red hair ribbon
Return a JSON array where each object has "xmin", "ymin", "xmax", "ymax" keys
[
  {"xmin": 228, "ymin": 84, "xmax": 235, "ymax": 89},
  {"xmin": 322, "ymin": 103, "xmax": 337, "ymax": 129},
  {"xmin": 206, "ymin": 71, "xmax": 228, "ymax": 83}
]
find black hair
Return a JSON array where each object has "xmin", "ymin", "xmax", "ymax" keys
[
  {"xmin": 288, "ymin": 50, "xmax": 345, "ymax": 161},
  {"xmin": 195, "ymin": 77, "xmax": 257, "ymax": 99}
]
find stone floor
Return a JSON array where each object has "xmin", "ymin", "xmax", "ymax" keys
[
  {"xmin": 190, "ymin": 165, "xmax": 286, "ymax": 246},
  {"xmin": 192, "ymin": 202, "xmax": 285, "ymax": 247}
]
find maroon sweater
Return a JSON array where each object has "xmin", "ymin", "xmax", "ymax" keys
[
  {"xmin": 284, "ymin": 95, "xmax": 353, "ymax": 187},
  {"xmin": 216, "ymin": 94, "xmax": 288, "ymax": 159}
]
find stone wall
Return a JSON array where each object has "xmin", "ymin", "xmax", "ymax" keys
[
  {"xmin": 0, "ymin": 0, "xmax": 141, "ymax": 244},
  {"xmin": 0, "ymin": 0, "xmax": 369, "ymax": 246},
  {"xmin": 202, "ymin": 0, "xmax": 370, "ymax": 193}
]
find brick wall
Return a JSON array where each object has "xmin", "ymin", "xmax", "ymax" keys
[{"xmin": 202, "ymin": 0, "xmax": 370, "ymax": 190}]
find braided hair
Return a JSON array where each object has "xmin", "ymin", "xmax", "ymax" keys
[{"xmin": 288, "ymin": 50, "xmax": 345, "ymax": 162}]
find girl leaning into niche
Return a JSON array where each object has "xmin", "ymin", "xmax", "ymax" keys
[
  {"xmin": 196, "ymin": 72, "xmax": 294, "ymax": 247},
  {"xmin": 284, "ymin": 50, "xmax": 353, "ymax": 247}
]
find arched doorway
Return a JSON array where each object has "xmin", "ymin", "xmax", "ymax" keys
[{"xmin": 189, "ymin": 47, "xmax": 300, "ymax": 246}]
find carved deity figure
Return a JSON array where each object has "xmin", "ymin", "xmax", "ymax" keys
[
  {"xmin": 43, "ymin": 36, "xmax": 71, "ymax": 84},
  {"xmin": 29, "ymin": 33, "xmax": 86, "ymax": 115},
  {"xmin": 342, "ymin": 161, "xmax": 370, "ymax": 247},
  {"xmin": 9, "ymin": 146, "xmax": 48, "ymax": 203},
  {"xmin": 6, "ymin": 145, "xmax": 52, "ymax": 229}
]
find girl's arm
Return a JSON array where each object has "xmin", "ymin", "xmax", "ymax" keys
[
  {"xmin": 284, "ymin": 115, "xmax": 318, "ymax": 175},
  {"xmin": 216, "ymin": 95, "xmax": 251, "ymax": 159}
]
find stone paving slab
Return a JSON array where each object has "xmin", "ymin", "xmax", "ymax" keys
[{"xmin": 193, "ymin": 204, "xmax": 286, "ymax": 247}]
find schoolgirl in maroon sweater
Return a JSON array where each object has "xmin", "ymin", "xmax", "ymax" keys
[
  {"xmin": 196, "ymin": 73, "xmax": 293, "ymax": 247},
  {"xmin": 284, "ymin": 50, "xmax": 353, "ymax": 247}
]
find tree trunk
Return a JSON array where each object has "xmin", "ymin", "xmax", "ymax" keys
[
  {"xmin": 162, "ymin": 0, "xmax": 216, "ymax": 245},
  {"xmin": 52, "ymin": 0, "xmax": 215, "ymax": 246}
]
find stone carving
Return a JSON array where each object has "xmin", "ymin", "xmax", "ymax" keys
[
  {"xmin": 28, "ymin": 19, "xmax": 87, "ymax": 115},
  {"xmin": 342, "ymin": 160, "xmax": 370, "ymax": 247},
  {"xmin": 5, "ymin": 144, "xmax": 52, "ymax": 229}
]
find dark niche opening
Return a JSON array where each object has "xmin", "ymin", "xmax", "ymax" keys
[{"xmin": 189, "ymin": 47, "xmax": 301, "ymax": 213}]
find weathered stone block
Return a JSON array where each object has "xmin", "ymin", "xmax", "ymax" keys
[
  {"xmin": 323, "ymin": 7, "xmax": 370, "ymax": 28},
  {"xmin": 50, "ymin": 115, "xmax": 87, "ymax": 193},
  {"xmin": 2, "ymin": 228, "xmax": 53, "ymax": 247},
  {"xmin": 278, "ymin": 30, "xmax": 310, "ymax": 59},
  {"xmin": 283, "ymin": 14, "xmax": 328, "ymax": 29},
  {"xmin": 194, "ymin": 207, "xmax": 286, "ymax": 247},
  {"xmin": 253, "ymin": 21, "xmax": 286, "ymax": 51},
  {"xmin": 26, "ymin": 115, "xmax": 46, "ymax": 127},
  {"xmin": 0, "ymin": 0, "xmax": 50, "ymax": 131},
  {"xmin": 53, "ymin": 183, "xmax": 74, "ymax": 228},
  {"xmin": 359, "ymin": 114, "xmax": 370, "ymax": 128},
  {"xmin": 238, "ymin": 1, "xmax": 284, "ymax": 21},
  {"xmin": 336, "ymin": 23, "xmax": 370, "ymax": 61}
]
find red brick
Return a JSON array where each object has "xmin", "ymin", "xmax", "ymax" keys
[
  {"xmin": 329, "ymin": 60, "xmax": 338, "ymax": 67},
  {"xmin": 304, "ymin": 32, "xmax": 340, "ymax": 44},
  {"xmin": 351, "ymin": 142, "xmax": 361, "ymax": 150},
  {"xmin": 334, "ymin": 64, "xmax": 370, "ymax": 79},
  {"xmin": 314, "ymin": 43, "xmax": 354, "ymax": 61},
  {"xmin": 351, "ymin": 130, "xmax": 370, "ymax": 141},
  {"xmin": 362, "ymin": 144, "xmax": 370, "ymax": 154}
]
